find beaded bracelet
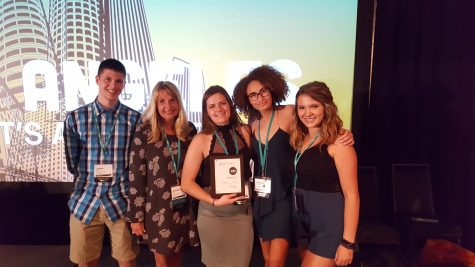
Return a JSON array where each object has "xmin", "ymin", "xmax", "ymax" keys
[{"xmin": 340, "ymin": 238, "xmax": 357, "ymax": 250}]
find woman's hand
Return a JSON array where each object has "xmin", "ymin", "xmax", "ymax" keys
[
  {"xmin": 213, "ymin": 193, "xmax": 245, "ymax": 207},
  {"xmin": 337, "ymin": 129, "xmax": 354, "ymax": 146},
  {"xmin": 131, "ymin": 222, "xmax": 145, "ymax": 236},
  {"xmin": 335, "ymin": 244, "xmax": 354, "ymax": 266}
]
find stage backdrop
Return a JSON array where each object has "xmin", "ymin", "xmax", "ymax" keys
[{"xmin": 0, "ymin": 0, "xmax": 358, "ymax": 182}]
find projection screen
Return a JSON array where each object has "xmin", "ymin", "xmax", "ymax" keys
[{"xmin": 0, "ymin": 0, "xmax": 358, "ymax": 182}]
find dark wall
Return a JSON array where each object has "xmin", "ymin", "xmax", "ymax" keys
[
  {"xmin": 353, "ymin": 0, "xmax": 475, "ymax": 250},
  {"xmin": 2, "ymin": 0, "xmax": 474, "ymax": 252},
  {"xmin": 0, "ymin": 183, "xmax": 71, "ymax": 245}
]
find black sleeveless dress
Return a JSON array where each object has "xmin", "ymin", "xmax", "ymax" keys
[
  {"xmin": 252, "ymin": 128, "xmax": 295, "ymax": 241},
  {"xmin": 197, "ymin": 124, "xmax": 254, "ymax": 267}
]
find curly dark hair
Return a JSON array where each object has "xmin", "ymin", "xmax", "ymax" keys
[{"xmin": 233, "ymin": 65, "xmax": 289, "ymax": 119}]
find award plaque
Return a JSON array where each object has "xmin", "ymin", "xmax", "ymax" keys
[{"xmin": 210, "ymin": 154, "xmax": 244, "ymax": 198}]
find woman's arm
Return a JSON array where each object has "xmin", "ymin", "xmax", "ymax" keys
[
  {"xmin": 239, "ymin": 124, "xmax": 252, "ymax": 147},
  {"xmin": 329, "ymin": 143, "xmax": 359, "ymax": 266},
  {"xmin": 278, "ymin": 105, "xmax": 295, "ymax": 133},
  {"xmin": 181, "ymin": 134, "xmax": 243, "ymax": 207},
  {"xmin": 127, "ymin": 123, "xmax": 148, "ymax": 236}
]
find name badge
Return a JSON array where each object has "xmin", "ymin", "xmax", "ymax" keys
[
  {"xmin": 254, "ymin": 176, "xmax": 271, "ymax": 198},
  {"xmin": 171, "ymin": 185, "xmax": 187, "ymax": 208},
  {"xmin": 94, "ymin": 164, "xmax": 113, "ymax": 182}
]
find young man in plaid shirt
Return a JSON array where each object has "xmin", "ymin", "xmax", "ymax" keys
[{"xmin": 64, "ymin": 59, "xmax": 141, "ymax": 267}]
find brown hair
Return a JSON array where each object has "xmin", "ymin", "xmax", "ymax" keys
[
  {"xmin": 201, "ymin": 85, "xmax": 242, "ymax": 134},
  {"xmin": 290, "ymin": 81, "xmax": 343, "ymax": 149},
  {"xmin": 233, "ymin": 65, "xmax": 289, "ymax": 119}
]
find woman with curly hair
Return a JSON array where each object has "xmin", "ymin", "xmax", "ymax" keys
[
  {"xmin": 290, "ymin": 81, "xmax": 359, "ymax": 267},
  {"xmin": 233, "ymin": 66, "xmax": 353, "ymax": 267}
]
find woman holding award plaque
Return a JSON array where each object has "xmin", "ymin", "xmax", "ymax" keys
[
  {"xmin": 290, "ymin": 81, "xmax": 359, "ymax": 267},
  {"xmin": 126, "ymin": 81, "xmax": 198, "ymax": 267},
  {"xmin": 233, "ymin": 66, "xmax": 354, "ymax": 267},
  {"xmin": 181, "ymin": 85, "xmax": 254, "ymax": 267}
]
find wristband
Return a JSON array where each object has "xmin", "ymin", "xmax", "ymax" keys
[{"xmin": 340, "ymin": 238, "xmax": 357, "ymax": 250}]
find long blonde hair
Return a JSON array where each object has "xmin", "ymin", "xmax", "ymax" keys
[
  {"xmin": 290, "ymin": 81, "xmax": 343, "ymax": 149},
  {"xmin": 141, "ymin": 81, "xmax": 190, "ymax": 143}
]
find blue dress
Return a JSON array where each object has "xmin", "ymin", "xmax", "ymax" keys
[{"xmin": 252, "ymin": 128, "xmax": 295, "ymax": 241}]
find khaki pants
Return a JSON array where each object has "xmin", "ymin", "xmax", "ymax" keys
[{"xmin": 69, "ymin": 208, "xmax": 139, "ymax": 264}]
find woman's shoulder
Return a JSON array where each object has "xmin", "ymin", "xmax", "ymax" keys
[
  {"xmin": 276, "ymin": 105, "xmax": 294, "ymax": 132},
  {"xmin": 239, "ymin": 123, "xmax": 251, "ymax": 134},
  {"xmin": 135, "ymin": 119, "xmax": 151, "ymax": 133},
  {"xmin": 276, "ymin": 104, "xmax": 294, "ymax": 111},
  {"xmin": 327, "ymin": 138, "xmax": 356, "ymax": 158}
]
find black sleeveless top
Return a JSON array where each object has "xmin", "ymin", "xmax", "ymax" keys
[
  {"xmin": 252, "ymin": 128, "xmax": 295, "ymax": 217},
  {"xmin": 198, "ymin": 124, "xmax": 253, "ymax": 187},
  {"xmin": 295, "ymin": 144, "xmax": 342, "ymax": 193}
]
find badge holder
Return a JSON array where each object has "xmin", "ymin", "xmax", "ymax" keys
[
  {"xmin": 171, "ymin": 185, "xmax": 187, "ymax": 209},
  {"xmin": 94, "ymin": 164, "xmax": 113, "ymax": 182},
  {"xmin": 254, "ymin": 175, "xmax": 271, "ymax": 198}
]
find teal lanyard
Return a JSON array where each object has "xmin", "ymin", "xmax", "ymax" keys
[
  {"xmin": 257, "ymin": 109, "xmax": 275, "ymax": 176},
  {"xmin": 92, "ymin": 103, "xmax": 121, "ymax": 159},
  {"xmin": 214, "ymin": 127, "xmax": 239, "ymax": 155},
  {"xmin": 293, "ymin": 131, "xmax": 321, "ymax": 187},
  {"xmin": 163, "ymin": 133, "xmax": 181, "ymax": 184}
]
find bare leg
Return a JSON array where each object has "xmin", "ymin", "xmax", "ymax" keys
[
  {"xmin": 297, "ymin": 244, "xmax": 308, "ymax": 260},
  {"xmin": 153, "ymin": 251, "xmax": 182, "ymax": 267},
  {"xmin": 118, "ymin": 260, "xmax": 137, "ymax": 267},
  {"xmin": 260, "ymin": 238, "xmax": 289, "ymax": 267},
  {"xmin": 78, "ymin": 259, "xmax": 99, "ymax": 267},
  {"xmin": 301, "ymin": 250, "xmax": 335, "ymax": 267}
]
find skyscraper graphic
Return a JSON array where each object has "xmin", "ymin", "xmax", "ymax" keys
[
  {"xmin": 50, "ymin": 0, "xmax": 105, "ymax": 76},
  {"xmin": 167, "ymin": 57, "xmax": 205, "ymax": 130},
  {"xmin": 104, "ymin": 0, "xmax": 156, "ymax": 109},
  {"xmin": 0, "ymin": 0, "xmax": 54, "ymax": 99},
  {"xmin": 0, "ymin": 0, "xmax": 204, "ymax": 181},
  {"xmin": 0, "ymin": 0, "xmax": 62, "ymax": 181}
]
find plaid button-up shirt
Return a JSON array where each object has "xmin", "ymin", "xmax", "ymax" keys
[{"xmin": 64, "ymin": 98, "xmax": 140, "ymax": 224}]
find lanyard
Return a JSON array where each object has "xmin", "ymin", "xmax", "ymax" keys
[
  {"xmin": 214, "ymin": 127, "xmax": 239, "ymax": 155},
  {"xmin": 92, "ymin": 103, "xmax": 121, "ymax": 158},
  {"xmin": 257, "ymin": 109, "xmax": 275, "ymax": 176},
  {"xmin": 293, "ymin": 131, "xmax": 321, "ymax": 187},
  {"xmin": 163, "ymin": 134, "xmax": 181, "ymax": 184}
]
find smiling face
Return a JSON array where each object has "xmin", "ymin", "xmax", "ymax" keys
[
  {"xmin": 296, "ymin": 93, "xmax": 325, "ymax": 130},
  {"xmin": 206, "ymin": 93, "xmax": 231, "ymax": 126},
  {"xmin": 246, "ymin": 80, "xmax": 273, "ymax": 112},
  {"xmin": 156, "ymin": 89, "xmax": 179, "ymax": 124},
  {"xmin": 96, "ymin": 68, "xmax": 125, "ymax": 109}
]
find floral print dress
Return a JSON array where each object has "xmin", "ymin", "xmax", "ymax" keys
[{"xmin": 127, "ymin": 121, "xmax": 198, "ymax": 255}]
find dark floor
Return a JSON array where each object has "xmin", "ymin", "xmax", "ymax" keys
[
  {"xmin": 0, "ymin": 243, "xmax": 409, "ymax": 267},
  {"xmin": 0, "ymin": 244, "xmax": 301, "ymax": 267}
]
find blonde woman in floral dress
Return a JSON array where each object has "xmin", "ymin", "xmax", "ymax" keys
[{"xmin": 127, "ymin": 81, "xmax": 198, "ymax": 267}]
